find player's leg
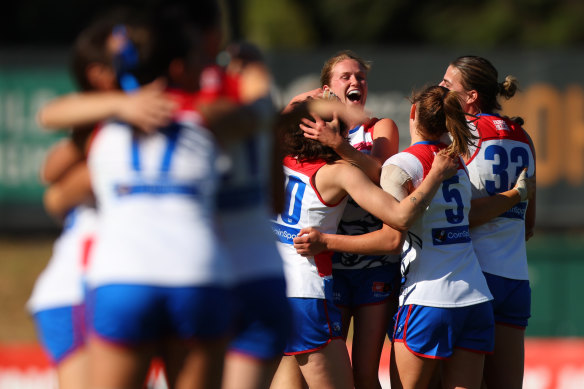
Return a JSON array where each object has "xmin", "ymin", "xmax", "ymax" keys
[
  {"xmin": 56, "ymin": 349, "xmax": 88, "ymax": 389},
  {"xmin": 351, "ymin": 265, "xmax": 400, "ymax": 389},
  {"xmin": 270, "ymin": 355, "xmax": 307, "ymax": 389},
  {"xmin": 351, "ymin": 302, "xmax": 391, "ymax": 389},
  {"xmin": 441, "ymin": 349, "xmax": 485, "ymax": 389},
  {"xmin": 483, "ymin": 324, "xmax": 525, "ymax": 389},
  {"xmin": 392, "ymin": 341, "xmax": 439, "ymax": 389},
  {"xmin": 167, "ymin": 337, "xmax": 230, "ymax": 389},
  {"xmin": 296, "ymin": 338, "xmax": 353, "ymax": 389},
  {"xmin": 164, "ymin": 285, "xmax": 234, "ymax": 389},
  {"xmin": 223, "ymin": 352, "xmax": 281, "ymax": 389},
  {"xmin": 482, "ymin": 273, "xmax": 530, "ymax": 389},
  {"xmin": 87, "ymin": 335, "xmax": 154, "ymax": 389},
  {"xmin": 223, "ymin": 277, "xmax": 291, "ymax": 389}
]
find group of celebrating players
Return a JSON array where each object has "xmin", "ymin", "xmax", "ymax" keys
[{"xmin": 26, "ymin": 1, "xmax": 536, "ymax": 389}]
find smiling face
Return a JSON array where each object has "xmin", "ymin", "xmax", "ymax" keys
[{"xmin": 325, "ymin": 58, "xmax": 368, "ymax": 109}]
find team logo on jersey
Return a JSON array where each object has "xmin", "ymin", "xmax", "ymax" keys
[
  {"xmin": 500, "ymin": 201, "xmax": 527, "ymax": 220},
  {"xmin": 493, "ymin": 119, "xmax": 510, "ymax": 132},
  {"xmin": 270, "ymin": 222, "xmax": 300, "ymax": 244},
  {"xmin": 432, "ymin": 225, "xmax": 471, "ymax": 245},
  {"xmin": 114, "ymin": 181, "xmax": 200, "ymax": 197}
]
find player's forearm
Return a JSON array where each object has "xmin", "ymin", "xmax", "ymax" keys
[
  {"xmin": 397, "ymin": 169, "xmax": 445, "ymax": 229},
  {"xmin": 469, "ymin": 190, "xmax": 522, "ymax": 228},
  {"xmin": 201, "ymin": 96, "xmax": 274, "ymax": 144},
  {"xmin": 334, "ymin": 141, "xmax": 382, "ymax": 184},
  {"xmin": 323, "ymin": 228, "xmax": 403, "ymax": 255},
  {"xmin": 43, "ymin": 163, "xmax": 92, "ymax": 218},
  {"xmin": 40, "ymin": 140, "xmax": 84, "ymax": 184},
  {"xmin": 38, "ymin": 92, "xmax": 123, "ymax": 129}
]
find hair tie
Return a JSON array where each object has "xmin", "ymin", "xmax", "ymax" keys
[{"xmin": 112, "ymin": 25, "xmax": 140, "ymax": 92}]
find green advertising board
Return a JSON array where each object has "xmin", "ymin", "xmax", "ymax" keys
[
  {"xmin": 2, "ymin": 48, "xmax": 584, "ymax": 231},
  {"xmin": 0, "ymin": 66, "xmax": 73, "ymax": 230}
]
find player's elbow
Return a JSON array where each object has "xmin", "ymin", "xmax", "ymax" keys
[
  {"xmin": 389, "ymin": 214, "xmax": 410, "ymax": 232},
  {"xmin": 379, "ymin": 233, "xmax": 404, "ymax": 254},
  {"xmin": 43, "ymin": 187, "xmax": 68, "ymax": 219},
  {"xmin": 36, "ymin": 107, "xmax": 54, "ymax": 130}
]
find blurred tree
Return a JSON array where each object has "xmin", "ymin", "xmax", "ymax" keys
[
  {"xmin": 2, "ymin": 0, "xmax": 584, "ymax": 48},
  {"xmin": 238, "ymin": 0, "xmax": 584, "ymax": 49},
  {"xmin": 241, "ymin": 0, "xmax": 317, "ymax": 48}
]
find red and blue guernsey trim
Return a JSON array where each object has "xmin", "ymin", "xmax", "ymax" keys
[
  {"xmin": 349, "ymin": 117, "xmax": 379, "ymax": 152},
  {"xmin": 403, "ymin": 141, "xmax": 466, "ymax": 179},
  {"xmin": 467, "ymin": 113, "xmax": 535, "ymax": 164}
]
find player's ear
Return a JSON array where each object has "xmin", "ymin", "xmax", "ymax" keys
[
  {"xmin": 466, "ymin": 89, "xmax": 478, "ymax": 106},
  {"xmin": 409, "ymin": 103, "xmax": 416, "ymax": 120}
]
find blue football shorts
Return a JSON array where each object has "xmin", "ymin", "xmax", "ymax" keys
[
  {"xmin": 33, "ymin": 304, "xmax": 86, "ymax": 363},
  {"xmin": 229, "ymin": 277, "xmax": 292, "ymax": 360},
  {"xmin": 392, "ymin": 302, "xmax": 495, "ymax": 359},
  {"xmin": 284, "ymin": 296, "xmax": 343, "ymax": 355},
  {"xmin": 483, "ymin": 272, "xmax": 531, "ymax": 328},
  {"xmin": 332, "ymin": 263, "xmax": 401, "ymax": 308},
  {"xmin": 87, "ymin": 284, "xmax": 233, "ymax": 345}
]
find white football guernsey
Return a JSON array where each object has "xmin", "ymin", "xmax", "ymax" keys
[
  {"xmin": 384, "ymin": 142, "xmax": 492, "ymax": 308},
  {"xmin": 201, "ymin": 67, "xmax": 285, "ymax": 283},
  {"xmin": 87, "ymin": 91, "xmax": 231, "ymax": 288},
  {"xmin": 27, "ymin": 205, "xmax": 97, "ymax": 312},
  {"xmin": 466, "ymin": 114, "xmax": 535, "ymax": 280},
  {"xmin": 271, "ymin": 156, "xmax": 348, "ymax": 299}
]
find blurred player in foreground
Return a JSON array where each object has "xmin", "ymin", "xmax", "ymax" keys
[
  {"xmin": 28, "ymin": 11, "xmax": 154, "ymax": 388},
  {"xmin": 204, "ymin": 41, "xmax": 292, "ymax": 389},
  {"xmin": 82, "ymin": 7, "xmax": 229, "ymax": 388}
]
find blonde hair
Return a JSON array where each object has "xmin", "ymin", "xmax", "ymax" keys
[{"xmin": 320, "ymin": 50, "xmax": 371, "ymax": 86}]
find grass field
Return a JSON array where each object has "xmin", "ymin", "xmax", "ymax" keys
[
  {"xmin": 1, "ymin": 230, "xmax": 583, "ymax": 344},
  {"xmin": 0, "ymin": 235, "xmax": 57, "ymax": 343}
]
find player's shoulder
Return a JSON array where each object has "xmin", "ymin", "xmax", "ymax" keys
[
  {"xmin": 475, "ymin": 113, "xmax": 530, "ymax": 143},
  {"xmin": 370, "ymin": 117, "xmax": 398, "ymax": 132}
]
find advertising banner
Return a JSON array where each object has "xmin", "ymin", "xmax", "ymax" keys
[{"xmin": 1, "ymin": 49, "xmax": 583, "ymax": 230}]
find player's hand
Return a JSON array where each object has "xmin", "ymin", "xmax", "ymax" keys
[
  {"xmin": 117, "ymin": 79, "xmax": 177, "ymax": 133},
  {"xmin": 281, "ymin": 88, "xmax": 325, "ymax": 113},
  {"xmin": 430, "ymin": 150, "xmax": 459, "ymax": 181},
  {"xmin": 300, "ymin": 111, "xmax": 344, "ymax": 149},
  {"xmin": 293, "ymin": 227, "xmax": 327, "ymax": 256},
  {"xmin": 513, "ymin": 168, "xmax": 534, "ymax": 201}
]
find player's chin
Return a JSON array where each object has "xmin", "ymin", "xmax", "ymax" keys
[{"xmin": 345, "ymin": 99, "xmax": 364, "ymax": 108}]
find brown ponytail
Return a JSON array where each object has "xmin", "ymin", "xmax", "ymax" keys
[
  {"xmin": 412, "ymin": 85, "xmax": 476, "ymax": 157},
  {"xmin": 450, "ymin": 55, "xmax": 520, "ymax": 113},
  {"xmin": 499, "ymin": 75, "xmax": 519, "ymax": 100}
]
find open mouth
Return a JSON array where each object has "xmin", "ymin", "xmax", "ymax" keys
[{"xmin": 346, "ymin": 89, "xmax": 361, "ymax": 102}]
